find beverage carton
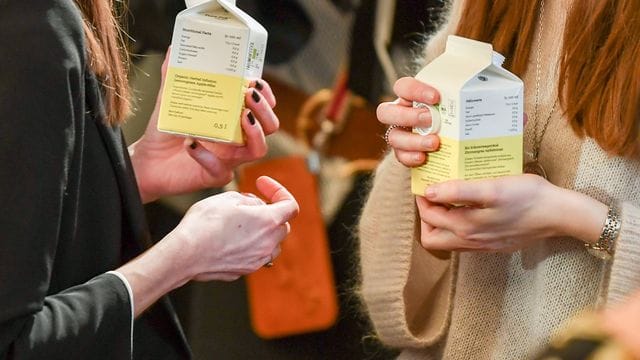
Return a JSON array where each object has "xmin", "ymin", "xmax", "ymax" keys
[
  {"xmin": 158, "ymin": 0, "xmax": 267, "ymax": 144},
  {"xmin": 411, "ymin": 35, "xmax": 524, "ymax": 196}
]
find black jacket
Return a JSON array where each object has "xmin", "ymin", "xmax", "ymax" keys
[{"xmin": 0, "ymin": 0, "xmax": 190, "ymax": 358}]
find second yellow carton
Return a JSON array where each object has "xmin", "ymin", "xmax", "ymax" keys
[{"xmin": 411, "ymin": 35, "xmax": 524, "ymax": 196}]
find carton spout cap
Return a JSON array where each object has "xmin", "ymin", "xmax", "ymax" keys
[
  {"xmin": 492, "ymin": 51, "xmax": 506, "ymax": 67},
  {"xmin": 413, "ymin": 103, "xmax": 441, "ymax": 136}
]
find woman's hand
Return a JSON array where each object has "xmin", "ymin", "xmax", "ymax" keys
[
  {"xmin": 415, "ymin": 174, "xmax": 608, "ymax": 252},
  {"xmin": 377, "ymin": 77, "xmax": 441, "ymax": 167},
  {"xmin": 117, "ymin": 176, "xmax": 299, "ymax": 316},
  {"xmin": 173, "ymin": 176, "xmax": 298, "ymax": 282},
  {"xmin": 129, "ymin": 49, "xmax": 279, "ymax": 203}
]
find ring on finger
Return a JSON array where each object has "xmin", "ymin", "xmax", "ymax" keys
[
  {"xmin": 384, "ymin": 125, "xmax": 408, "ymax": 146},
  {"xmin": 264, "ymin": 255, "xmax": 274, "ymax": 268}
]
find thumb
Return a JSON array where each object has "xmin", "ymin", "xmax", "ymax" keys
[
  {"xmin": 161, "ymin": 46, "xmax": 171, "ymax": 79},
  {"xmin": 256, "ymin": 176, "xmax": 299, "ymax": 224},
  {"xmin": 147, "ymin": 47, "xmax": 173, "ymax": 132},
  {"xmin": 185, "ymin": 139, "xmax": 227, "ymax": 180}
]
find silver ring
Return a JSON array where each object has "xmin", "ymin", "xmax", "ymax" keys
[
  {"xmin": 383, "ymin": 125, "xmax": 402, "ymax": 146},
  {"xmin": 383, "ymin": 124, "xmax": 407, "ymax": 146},
  {"xmin": 263, "ymin": 255, "xmax": 274, "ymax": 268}
]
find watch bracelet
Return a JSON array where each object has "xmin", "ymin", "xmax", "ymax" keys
[{"xmin": 585, "ymin": 206, "xmax": 621, "ymax": 257}]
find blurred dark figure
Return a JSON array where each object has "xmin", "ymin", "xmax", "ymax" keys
[
  {"xmin": 126, "ymin": 0, "xmax": 185, "ymax": 55},
  {"xmin": 126, "ymin": 0, "xmax": 313, "ymax": 65},
  {"xmin": 348, "ymin": 0, "xmax": 448, "ymax": 103}
]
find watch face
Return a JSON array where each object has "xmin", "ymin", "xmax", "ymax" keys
[{"xmin": 586, "ymin": 246, "xmax": 612, "ymax": 261}]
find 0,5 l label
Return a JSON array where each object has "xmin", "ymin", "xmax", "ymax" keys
[{"xmin": 158, "ymin": 67, "xmax": 245, "ymax": 143}]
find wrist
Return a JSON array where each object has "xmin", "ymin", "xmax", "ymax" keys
[
  {"xmin": 128, "ymin": 141, "xmax": 158, "ymax": 204},
  {"xmin": 549, "ymin": 186, "xmax": 608, "ymax": 244},
  {"xmin": 117, "ymin": 231, "xmax": 193, "ymax": 317}
]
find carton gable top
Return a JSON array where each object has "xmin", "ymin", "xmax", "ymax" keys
[
  {"xmin": 181, "ymin": 0, "xmax": 267, "ymax": 36},
  {"xmin": 416, "ymin": 35, "xmax": 504, "ymax": 95},
  {"xmin": 463, "ymin": 66, "xmax": 523, "ymax": 93}
]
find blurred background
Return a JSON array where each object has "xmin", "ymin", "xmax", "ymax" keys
[{"xmin": 122, "ymin": 1, "xmax": 446, "ymax": 358}]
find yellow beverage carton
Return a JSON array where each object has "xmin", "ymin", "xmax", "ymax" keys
[
  {"xmin": 411, "ymin": 35, "xmax": 524, "ymax": 196},
  {"xmin": 158, "ymin": 0, "xmax": 267, "ymax": 144}
]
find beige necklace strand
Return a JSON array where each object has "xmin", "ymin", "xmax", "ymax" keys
[{"xmin": 523, "ymin": 0, "xmax": 558, "ymax": 179}]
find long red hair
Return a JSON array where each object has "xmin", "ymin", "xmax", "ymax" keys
[
  {"xmin": 74, "ymin": 0, "xmax": 130, "ymax": 125},
  {"xmin": 455, "ymin": 0, "xmax": 640, "ymax": 157}
]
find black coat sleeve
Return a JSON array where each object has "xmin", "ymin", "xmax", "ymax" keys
[{"xmin": 0, "ymin": 1, "xmax": 132, "ymax": 358}]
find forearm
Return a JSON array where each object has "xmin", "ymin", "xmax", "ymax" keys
[
  {"xmin": 548, "ymin": 185, "xmax": 608, "ymax": 245},
  {"xmin": 127, "ymin": 141, "xmax": 156, "ymax": 204},
  {"xmin": 116, "ymin": 231, "xmax": 193, "ymax": 317}
]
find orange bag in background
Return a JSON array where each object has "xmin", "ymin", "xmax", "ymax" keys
[{"xmin": 237, "ymin": 156, "xmax": 339, "ymax": 339}]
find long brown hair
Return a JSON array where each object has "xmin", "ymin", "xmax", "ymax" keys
[
  {"xmin": 455, "ymin": 0, "xmax": 640, "ymax": 157},
  {"xmin": 74, "ymin": 0, "xmax": 130, "ymax": 125}
]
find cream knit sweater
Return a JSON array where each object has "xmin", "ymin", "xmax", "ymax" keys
[{"xmin": 358, "ymin": 0, "xmax": 640, "ymax": 359}]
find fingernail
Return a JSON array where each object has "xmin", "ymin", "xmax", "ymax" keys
[
  {"xmin": 418, "ymin": 111, "xmax": 430, "ymax": 124},
  {"xmin": 247, "ymin": 111, "xmax": 256, "ymax": 125},
  {"xmin": 252, "ymin": 89, "xmax": 261, "ymax": 103},
  {"xmin": 425, "ymin": 187, "xmax": 436, "ymax": 199},
  {"xmin": 423, "ymin": 90, "xmax": 436, "ymax": 103},
  {"xmin": 189, "ymin": 141, "xmax": 197, "ymax": 149},
  {"xmin": 255, "ymin": 80, "xmax": 264, "ymax": 91},
  {"xmin": 422, "ymin": 137, "xmax": 433, "ymax": 149}
]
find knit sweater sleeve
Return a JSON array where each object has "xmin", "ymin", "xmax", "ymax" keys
[
  {"xmin": 358, "ymin": 0, "xmax": 466, "ymax": 349},
  {"xmin": 606, "ymin": 202, "xmax": 640, "ymax": 305},
  {"xmin": 358, "ymin": 154, "xmax": 457, "ymax": 348}
]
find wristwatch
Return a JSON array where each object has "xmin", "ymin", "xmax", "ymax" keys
[{"xmin": 585, "ymin": 206, "xmax": 621, "ymax": 260}]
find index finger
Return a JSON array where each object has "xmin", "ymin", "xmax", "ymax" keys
[
  {"xmin": 250, "ymin": 79, "xmax": 276, "ymax": 108},
  {"xmin": 255, "ymin": 176, "xmax": 300, "ymax": 223},
  {"xmin": 425, "ymin": 179, "xmax": 497, "ymax": 207},
  {"xmin": 393, "ymin": 77, "xmax": 440, "ymax": 105}
]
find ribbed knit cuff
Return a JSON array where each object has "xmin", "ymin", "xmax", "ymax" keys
[
  {"xmin": 359, "ymin": 154, "xmax": 452, "ymax": 348},
  {"xmin": 360, "ymin": 154, "xmax": 418, "ymax": 346},
  {"xmin": 606, "ymin": 202, "xmax": 640, "ymax": 306}
]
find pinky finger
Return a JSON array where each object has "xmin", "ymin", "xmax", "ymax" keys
[
  {"xmin": 271, "ymin": 245, "xmax": 282, "ymax": 260},
  {"xmin": 394, "ymin": 149, "xmax": 427, "ymax": 167},
  {"xmin": 420, "ymin": 227, "xmax": 465, "ymax": 251}
]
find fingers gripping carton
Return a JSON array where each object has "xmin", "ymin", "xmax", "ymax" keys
[
  {"xmin": 411, "ymin": 35, "xmax": 524, "ymax": 196},
  {"xmin": 158, "ymin": 0, "xmax": 267, "ymax": 144}
]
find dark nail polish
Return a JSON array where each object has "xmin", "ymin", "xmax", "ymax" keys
[
  {"xmin": 189, "ymin": 141, "xmax": 197, "ymax": 149},
  {"xmin": 247, "ymin": 111, "xmax": 256, "ymax": 125},
  {"xmin": 251, "ymin": 89, "xmax": 261, "ymax": 103},
  {"xmin": 255, "ymin": 80, "xmax": 264, "ymax": 91}
]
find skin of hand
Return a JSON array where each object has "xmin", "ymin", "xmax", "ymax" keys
[
  {"xmin": 376, "ymin": 77, "xmax": 441, "ymax": 166},
  {"xmin": 117, "ymin": 176, "xmax": 300, "ymax": 317},
  {"xmin": 379, "ymin": 78, "xmax": 607, "ymax": 253},
  {"xmin": 416, "ymin": 175, "xmax": 608, "ymax": 252},
  {"xmin": 602, "ymin": 290, "xmax": 640, "ymax": 357},
  {"xmin": 129, "ymin": 49, "xmax": 280, "ymax": 203}
]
